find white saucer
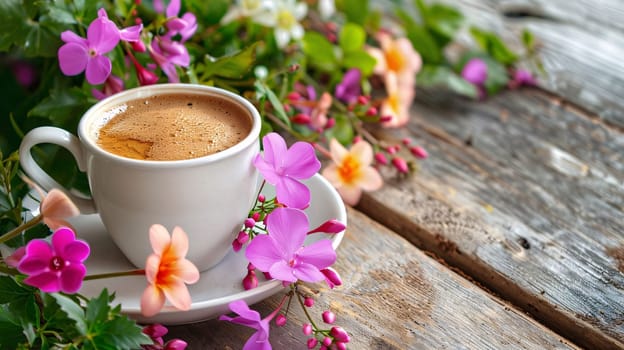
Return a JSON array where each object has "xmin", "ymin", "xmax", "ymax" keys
[{"xmin": 72, "ymin": 174, "xmax": 346, "ymax": 325}]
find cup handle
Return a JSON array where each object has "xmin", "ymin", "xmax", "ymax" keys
[{"xmin": 19, "ymin": 126, "xmax": 96, "ymax": 214}]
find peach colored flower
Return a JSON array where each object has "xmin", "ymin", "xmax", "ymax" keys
[
  {"xmin": 141, "ymin": 224, "xmax": 200, "ymax": 317},
  {"xmin": 40, "ymin": 189, "xmax": 80, "ymax": 230},
  {"xmin": 322, "ymin": 139, "xmax": 383, "ymax": 205},
  {"xmin": 379, "ymin": 73, "xmax": 415, "ymax": 128},
  {"xmin": 310, "ymin": 92, "xmax": 332, "ymax": 129}
]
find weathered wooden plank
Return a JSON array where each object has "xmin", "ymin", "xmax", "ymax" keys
[
  {"xmin": 386, "ymin": 0, "xmax": 624, "ymax": 128},
  {"xmin": 358, "ymin": 88, "xmax": 624, "ymax": 349},
  {"xmin": 167, "ymin": 208, "xmax": 577, "ymax": 349}
]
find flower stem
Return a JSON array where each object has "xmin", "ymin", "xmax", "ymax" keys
[
  {"xmin": 295, "ymin": 284, "xmax": 319, "ymax": 330},
  {"xmin": 0, "ymin": 214, "xmax": 43, "ymax": 244},
  {"xmin": 84, "ymin": 269, "xmax": 145, "ymax": 281}
]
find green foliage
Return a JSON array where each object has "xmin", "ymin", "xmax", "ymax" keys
[{"xmin": 470, "ymin": 27, "xmax": 518, "ymax": 65}]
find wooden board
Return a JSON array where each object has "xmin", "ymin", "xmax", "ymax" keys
[
  {"xmin": 166, "ymin": 208, "xmax": 577, "ymax": 349},
  {"xmin": 443, "ymin": 0, "xmax": 624, "ymax": 128},
  {"xmin": 357, "ymin": 88, "xmax": 624, "ymax": 349}
]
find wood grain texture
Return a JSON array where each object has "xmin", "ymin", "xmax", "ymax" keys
[
  {"xmin": 167, "ymin": 208, "xmax": 577, "ymax": 349},
  {"xmin": 357, "ymin": 88, "xmax": 624, "ymax": 349},
  {"xmin": 386, "ymin": 0, "xmax": 624, "ymax": 128}
]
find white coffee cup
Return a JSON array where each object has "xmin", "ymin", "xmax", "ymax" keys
[{"xmin": 19, "ymin": 84, "xmax": 260, "ymax": 272}]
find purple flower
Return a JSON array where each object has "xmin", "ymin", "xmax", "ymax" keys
[
  {"xmin": 461, "ymin": 58, "xmax": 488, "ymax": 86},
  {"xmin": 253, "ymin": 133, "xmax": 320, "ymax": 209},
  {"xmin": 512, "ymin": 69, "xmax": 537, "ymax": 86},
  {"xmin": 219, "ymin": 300, "xmax": 272, "ymax": 350},
  {"xmin": 92, "ymin": 74, "xmax": 124, "ymax": 100},
  {"xmin": 57, "ymin": 8, "xmax": 142, "ymax": 85},
  {"xmin": 164, "ymin": 0, "xmax": 198, "ymax": 42},
  {"xmin": 335, "ymin": 68, "xmax": 362, "ymax": 104},
  {"xmin": 149, "ymin": 37, "xmax": 190, "ymax": 83},
  {"xmin": 17, "ymin": 227, "xmax": 90, "ymax": 293},
  {"xmin": 245, "ymin": 207, "xmax": 336, "ymax": 283}
]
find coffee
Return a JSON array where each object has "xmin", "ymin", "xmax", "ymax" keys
[{"xmin": 97, "ymin": 93, "xmax": 252, "ymax": 161}]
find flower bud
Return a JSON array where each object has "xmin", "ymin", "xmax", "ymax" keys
[
  {"xmin": 325, "ymin": 118, "xmax": 336, "ymax": 129},
  {"xmin": 247, "ymin": 262, "xmax": 255, "ymax": 271},
  {"xmin": 379, "ymin": 115, "xmax": 393, "ymax": 123},
  {"xmin": 232, "ymin": 238, "xmax": 243, "ymax": 252},
  {"xmin": 236, "ymin": 231, "xmax": 249, "ymax": 244},
  {"xmin": 131, "ymin": 40, "xmax": 146, "ymax": 53},
  {"xmin": 322, "ymin": 310, "xmax": 336, "ymax": 324},
  {"xmin": 292, "ymin": 113, "xmax": 311, "ymax": 124},
  {"xmin": 302, "ymin": 323, "xmax": 313, "ymax": 335},
  {"xmin": 274, "ymin": 314, "xmax": 287, "ymax": 327},
  {"xmin": 308, "ymin": 219, "xmax": 346, "ymax": 235},
  {"xmin": 392, "ymin": 157, "xmax": 409, "ymax": 173},
  {"xmin": 410, "ymin": 146, "xmax": 428, "ymax": 159},
  {"xmin": 258, "ymin": 194, "xmax": 266, "ymax": 202},
  {"xmin": 352, "ymin": 136, "xmax": 362, "ymax": 143},
  {"xmin": 242, "ymin": 271, "xmax": 258, "ymax": 290},
  {"xmin": 335, "ymin": 341, "xmax": 347, "ymax": 350},
  {"xmin": 164, "ymin": 339, "xmax": 188, "ymax": 350},
  {"xmin": 321, "ymin": 268, "xmax": 342, "ymax": 288},
  {"xmin": 252, "ymin": 212, "xmax": 260, "ymax": 221},
  {"xmin": 323, "ymin": 337, "xmax": 333, "ymax": 347},
  {"xmin": 263, "ymin": 271, "xmax": 272, "ymax": 280},
  {"xmin": 357, "ymin": 95, "xmax": 369, "ymax": 105},
  {"xmin": 374, "ymin": 152, "xmax": 388, "ymax": 165},
  {"xmin": 244, "ymin": 218, "xmax": 255, "ymax": 228},
  {"xmin": 366, "ymin": 107, "xmax": 378, "ymax": 116},
  {"xmin": 142, "ymin": 324, "xmax": 168, "ymax": 339},
  {"xmin": 402, "ymin": 138, "xmax": 411, "ymax": 145},
  {"xmin": 304, "ymin": 297, "xmax": 315, "ymax": 307},
  {"xmin": 307, "ymin": 338, "xmax": 319, "ymax": 349},
  {"xmin": 287, "ymin": 91, "xmax": 301, "ymax": 101},
  {"xmin": 330, "ymin": 326, "xmax": 350, "ymax": 343}
]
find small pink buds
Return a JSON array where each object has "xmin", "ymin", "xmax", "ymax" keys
[
  {"xmin": 244, "ymin": 218, "xmax": 255, "ymax": 228},
  {"xmin": 292, "ymin": 113, "xmax": 312, "ymax": 124},
  {"xmin": 131, "ymin": 40, "xmax": 146, "ymax": 53},
  {"xmin": 287, "ymin": 91, "xmax": 302, "ymax": 101},
  {"xmin": 330, "ymin": 326, "xmax": 351, "ymax": 343},
  {"xmin": 402, "ymin": 138, "xmax": 411, "ymax": 145},
  {"xmin": 251, "ymin": 212, "xmax": 260, "ymax": 221},
  {"xmin": 236, "ymin": 231, "xmax": 249, "ymax": 244},
  {"xmin": 366, "ymin": 107, "xmax": 378, "ymax": 116},
  {"xmin": 325, "ymin": 118, "xmax": 336, "ymax": 129},
  {"xmin": 392, "ymin": 157, "xmax": 409, "ymax": 173},
  {"xmin": 304, "ymin": 297, "xmax": 315, "ymax": 307},
  {"xmin": 307, "ymin": 338, "xmax": 319, "ymax": 349},
  {"xmin": 258, "ymin": 194, "xmax": 266, "ymax": 202},
  {"xmin": 164, "ymin": 339, "xmax": 188, "ymax": 350},
  {"xmin": 322, "ymin": 310, "xmax": 336, "ymax": 324},
  {"xmin": 275, "ymin": 314, "xmax": 287, "ymax": 327},
  {"xmin": 242, "ymin": 270, "xmax": 258, "ymax": 290},
  {"xmin": 357, "ymin": 95, "xmax": 369, "ymax": 105},
  {"xmin": 322, "ymin": 337, "xmax": 333, "ymax": 347},
  {"xmin": 232, "ymin": 239, "xmax": 243, "ymax": 252},
  {"xmin": 379, "ymin": 115, "xmax": 393, "ymax": 123},
  {"xmin": 375, "ymin": 152, "xmax": 388, "ymax": 165},
  {"xmin": 321, "ymin": 267, "xmax": 342, "ymax": 288},
  {"xmin": 302, "ymin": 323, "xmax": 313, "ymax": 335},
  {"xmin": 308, "ymin": 219, "xmax": 346, "ymax": 235},
  {"xmin": 410, "ymin": 145, "xmax": 428, "ymax": 159}
]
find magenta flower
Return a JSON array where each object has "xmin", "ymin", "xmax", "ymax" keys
[
  {"xmin": 335, "ymin": 68, "xmax": 362, "ymax": 104},
  {"xmin": 461, "ymin": 58, "xmax": 488, "ymax": 86},
  {"xmin": 17, "ymin": 227, "xmax": 90, "ymax": 293},
  {"xmin": 253, "ymin": 133, "xmax": 320, "ymax": 209},
  {"xmin": 92, "ymin": 74, "xmax": 124, "ymax": 100},
  {"xmin": 149, "ymin": 37, "xmax": 190, "ymax": 83},
  {"xmin": 57, "ymin": 9, "xmax": 142, "ymax": 85},
  {"xmin": 245, "ymin": 207, "xmax": 336, "ymax": 283},
  {"xmin": 164, "ymin": 0, "xmax": 198, "ymax": 42},
  {"xmin": 219, "ymin": 300, "xmax": 272, "ymax": 350}
]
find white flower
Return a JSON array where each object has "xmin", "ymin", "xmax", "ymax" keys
[
  {"xmin": 221, "ymin": 0, "xmax": 274, "ymax": 24},
  {"xmin": 257, "ymin": 0, "xmax": 308, "ymax": 48},
  {"xmin": 318, "ymin": 0, "xmax": 335, "ymax": 20}
]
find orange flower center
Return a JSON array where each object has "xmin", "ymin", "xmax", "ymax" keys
[
  {"xmin": 385, "ymin": 45, "xmax": 405, "ymax": 72},
  {"xmin": 338, "ymin": 154, "xmax": 361, "ymax": 184},
  {"xmin": 155, "ymin": 249, "xmax": 178, "ymax": 286},
  {"xmin": 387, "ymin": 93, "xmax": 400, "ymax": 114}
]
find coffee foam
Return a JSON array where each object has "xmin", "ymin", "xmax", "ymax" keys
[{"xmin": 97, "ymin": 93, "xmax": 251, "ymax": 161}]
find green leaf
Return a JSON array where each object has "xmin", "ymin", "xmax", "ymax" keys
[
  {"xmin": 0, "ymin": 276, "xmax": 32, "ymax": 304},
  {"xmin": 187, "ymin": 0, "xmax": 230, "ymax": 26},
  {"xmin": 470, "ymin": 27, "xmax": 518, "ymax": 65},
  {"xmin": 325, "ymin": 114, "xmax": 353, "ymax": 145},
  {"xmin": 418, "ymin": 65, "xmax": 478, "ymax": 98},
  {"xmin": 302, "ymin": 31, "xmax": 337, "ymax": 71},
  {"xmin": 396, "ymin": 8, "xmax": 442, "ymax": 64},
  {"xmin": 342, "ymin": 51, "xmax": 376, "ymax": 76},
  {"xmin": 482, "ymin": 58, "xmax": 509, "ymax": 95},
  {"xmin": 201, "ymin": 43, "xmax": 258, "ymax": 79},
  {"xmin": 522, "ymin": 29, "xmax": 535, "ymax": 51},
  {"xmin": 28, "ymin": 87, "xmax": 91, "ymax": 127},
  {"xmin": 0, "ymin": 305, "xmax": 25, "ymax": 350},
  {"xmin": 339, "ymin": 23, "xmax": 366, "ymax": 53},
  {"xmin": 425, "ymin": 4, "xmax": 463, "ymax": 46},
  {"xmin": 254, "ymin": 81, "xmax": 291, "ymax": 128},
  {"xmin": 338, "ymin": 0, "xmax": 369, "ymax": 25},
  {"xmin": 50, "ymin": 293, "xmax": 87, "ymax": 335}
]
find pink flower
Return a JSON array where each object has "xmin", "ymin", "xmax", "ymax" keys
[
  {"xmin": 461, "ymin": 58, "xmax": 488, "ymax": 85},
  {"xmin": 245, "ymin": 207, "xmax": 336, "ymax": 283},
  {"xmin": 321, "ymin": 267, "xmax": 342, "ymax": 288},
  {"xmin": 253, "ymin": 133, "xmax": 321, "ymax": 209},
  {"xmin": 40, "ymin": 189, "xmax": 81, "ymax": 230},
  {"xmin": 379, "ymin": 73, "xmax": 414, "ymax": 127},
  {"xmin": 334, "ymin": 68, "xmax": 362, "ymax": 104},
  {"xmin": 141, "ymin": 225, "xmax": 200, "ymax": 317},
  {"xmin": 92, "ymin": 74, "xmax": 125, "ymax": 100},
  {"xmin": 149, "ymin": 37, "xmax": 190, "ymax": 83},
  {"xmin": 57, "ymin": 9, "xmax": 142, "ymax": 85},
  {"xmin": 219, "ymin": 300, "xmax": 272, "ymax": 350},
  {"xmin": 17, "ymin": 227, "xmax": 89, "ymax": 293},
  {"xmin": 163, "ymin": 0, "xmax": 198, "ymax": 42},
  {"xmin": 322, "ymin": 139, "xmax": 383, "ymax": 205}
]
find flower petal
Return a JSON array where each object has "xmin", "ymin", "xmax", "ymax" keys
[
  {"xmin": 170, "ymin": 226, "xmax": 190, "ymax": 258},
  {"xmin": 329, "ymin": 139, "xmax": 348, "ymax": 164},
  {"xmin": 292, "ymin": 262, "xmax": 326, "ymax": 283},
  {"xmin": 172, "ymin": 259, "xmax": 200, "ymax": 284},
  {"xmin": 321, "ymin": 165, "xmax": 343, "ymax": 188},
  {"xmin": 253, "ymin": 155, "xmax": 280, "ymax": 184},
  {"xmin": 245, "ymin": 235, "xmax": 283, "ymax": 272},
  {"xmin": 228, "ymin": 300, "xmax": 262, "ymax": 323},
  {"xmin": 244, "ymin": 327, "xmax": 272, "ymax": 350},
  {"xmin": 60, "ymin": 31, "xmax": 88, "ymax": 45},
  {"xmin": 60, "ymin": 264, "xmax": 86, "ymax": 293},
  {"xmin": 161, "ymin": 279, "xmax": 192, "ymax": 311},
  {"xmin": 149, "ymin": 224, "xmax": 172, "ymax": 256},
  {"xmin": 338, "ymin": 185, "xmax": 363, "ymax": 206},
  {"xmin": 282, "ymin": 141, "xmax": 321, "ymax": 179},
  {"xmin": 350, "ymin": 141, "xmax": 373, "ymax": 166},
  {"xmin": 261, "ymin": 133, "xmax": 287, "ymax": 167},
  {"xmin": 24, "ymin": 272, "xmax": 60, "ymax": 293},
  {"xmin": 62, "ymin": 240, "xmax": 90, "ymax": 263},
  {"xmin": 120, "ymin": 23, "xmax": 143, "ymax": 42},
  {"xmin": 166, "ymin": 0, "xmax": 181, "ymax": 17},
  {"xmin": 41, "ymin": 189, "xmax": 80, "ymax": 221},
  {"xmin": 269, "ymin": 260, "xmax": 298, "ymax": 283},
  {"xmin": 85, "ymin": 55, "xmax": 112, "ymax": 85},
  {"xmin": 51, "ymin": 227, "xmax": 76, "ymax": 255},
  {"xmin": 359, "ymin": 167, "xmax": 383, "ymax": 191},
  {"xmin": 298, "ymin": 240, "xmax": 336, "ymax": 269},
  {"xmin": 87, "ymin": 17, "xmax": 120, "ymax": 54},
  {"xmin": 58, "ymin": 43, "xmax": 88, "ymax": 76},
  {"xmin": 265, "ymin": 207, "xmax": 308, "ymax": 253},
  {"xmin": 145, "ymin": 254, "xmax": 161, "ymax": 284},
  {"xmin": 141, "ymin": 284, "xmax": 166, "ymax": 317},
  {"xmin": 275, "ymin": 177, "xmax": 310, "ymax": 209}
]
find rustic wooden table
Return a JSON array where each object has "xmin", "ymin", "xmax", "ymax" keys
[{"xmin": 168, "ymin": 0, "xmax": 624, "ymax": 348}]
